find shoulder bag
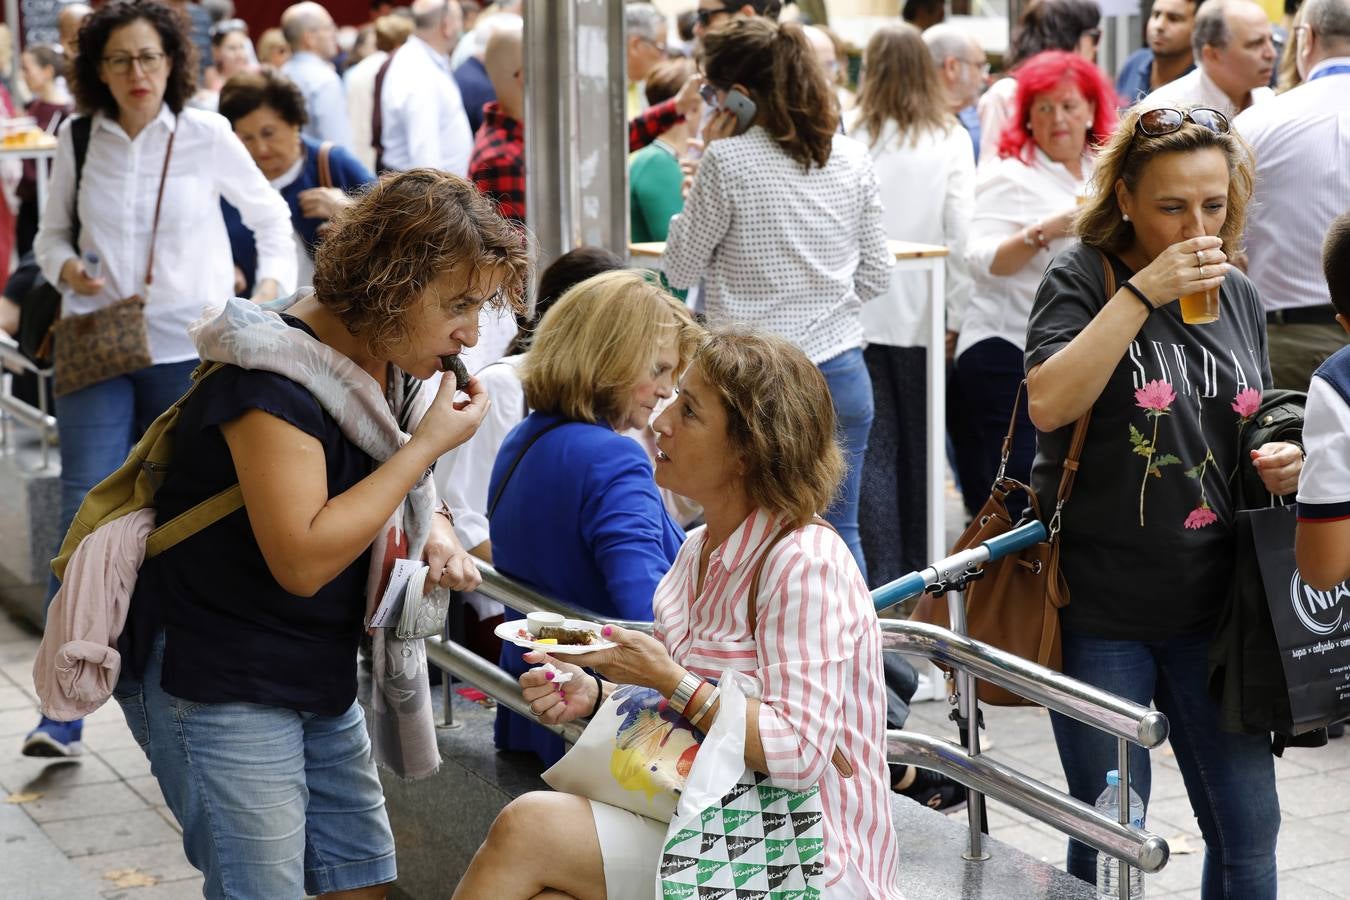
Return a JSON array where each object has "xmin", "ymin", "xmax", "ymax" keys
[
  {"xmin": 910, "ymin": 250, "xmax": 1114, "ymax": 706},
  {"xmin": 50, "ymin": 120, "xmax": 177, "ymax": 398}
]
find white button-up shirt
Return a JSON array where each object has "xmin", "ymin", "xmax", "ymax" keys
[
  {"xmin": 848, "ymin": 115, "xmax": 975, "ymax": 347},
  {"xmin": 1236, "ymin": 57, "xmax": 1350, "ymax": 312},
  {"xmin": 378, "ymin": 35, "xmax": 473, "ymax": 175},
  {"xmin": 663, "ymin": 127, "xmax": 892, "ymax": 365},
  {"xmin": 34, "ymin": 106, "xmax": 296, "ymax": 364},
  {"xmin": 958, "ymin": 148, "xmax": 1090, "ymax": 359},
  {"xmin": 1140, "ymin": 64, "xmax": 1274, "ymax": 122},
  {"xmin": 343, "ymin": 49, "xmax": 388, "ymax": 171},
  {"xmin": 281, "ymin": 51, "xmax": 353, "ymax": 147}
]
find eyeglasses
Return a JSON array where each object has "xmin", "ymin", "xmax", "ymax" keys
[
  {"xmin": 1134, "ymin": 106, "xmax": 1230, "ymax": 137},
  {"xmin": 961, "ymin": 58, "xmax": 991, "ymax": 78},
  {"xmin": 637, "ymin": 35, "xmax": 668, "ymax": 55},
  {"xmin": 102, "ymin": 50, "xmax": 167, "ymax": 75},
  {"xmin": 695, "ymin": 5, "xmax": 738, "ymax": 27},
  {"xmin": 1082, "ymin": 26, "xmax": 1103, "ymax": 43}
]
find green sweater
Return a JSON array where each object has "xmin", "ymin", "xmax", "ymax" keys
[{"xmin": 629, "ymin": 141, "xmax": 684, "ymax": 243}]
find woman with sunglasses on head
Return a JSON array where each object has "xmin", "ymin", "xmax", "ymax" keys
[
  {"xmin": 663, "ymin": 16, "xmax": 892, "ymax": 581},
  {"xmin": 25, "ymin": 0, "xmax": 294, "ymax": 760},
  {"xmin": 1025, "ymin": 105, "xmax": 1297, "ymax": 899},
  {"xmin": 191, "ymin": 18, "xmax": 256, "ymax": 111},
  {"xmin": 952, "ymin": 50, "xmax": 1117, "ymax": 520}
]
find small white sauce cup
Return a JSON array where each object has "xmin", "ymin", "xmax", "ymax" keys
[{"xmin": 526, "ymin": 611, "xmax": 565, "ymax": 636}]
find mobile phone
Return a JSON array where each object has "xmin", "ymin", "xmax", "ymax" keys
[{"xmin": 723, "ymin": 88, "xmax": 757, "ymax": 136}]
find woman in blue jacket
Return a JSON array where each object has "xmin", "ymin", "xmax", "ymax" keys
[
  {"xmin": 217, "ymin": 68, "xmax": 375, "ymax": 293},
  {"xmin": 489, "ymin": 270, "xmax": 700, "ymax": 765}
]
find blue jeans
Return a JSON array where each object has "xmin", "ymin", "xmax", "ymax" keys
[
  {"xmin": 953, "ymin": 338, "xmax": 1034, "ymax": 521},
  {"xmin": 47, "ymin": 360, "xmax": 198, "ymax": 608},
  {"xmin": 818, "ymin": 347, "xmax": 873, "ymax": 582},
  {"xmin": 114, "ymin": 633, "xmax": 397, "ymax": 898},
  {"xmin": 1050, "ymin": 629, "xmax": 1279, "ymax": 898}
]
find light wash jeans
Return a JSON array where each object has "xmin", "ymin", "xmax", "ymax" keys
[{"xmin": 818, "ymin": 347, "xmax": 874, "ymax": 582}]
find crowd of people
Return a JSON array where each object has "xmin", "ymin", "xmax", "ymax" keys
[{"xmin": 4, "ymin": 0, "xmax": 1349, "ymax": 898}]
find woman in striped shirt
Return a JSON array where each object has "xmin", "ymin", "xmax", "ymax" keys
[{"xmin": 453, "ymin": 330, "xmax": 902, "ymax": 900}]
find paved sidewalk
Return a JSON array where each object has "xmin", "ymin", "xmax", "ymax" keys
[
  {"xmin": 4, "ymin": 605, "xmax": 1349, "ymax": 899},
  {"xmin": 899, "ymin": 675, "xmax": 1350, "ymax": 899}
]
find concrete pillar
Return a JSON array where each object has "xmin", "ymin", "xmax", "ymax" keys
[{"xmin": 522, "ymin": 0, "xmax": 628, "ymax": 278}]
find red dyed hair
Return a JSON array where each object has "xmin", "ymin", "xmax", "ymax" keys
[{"xmin": 997, "ymin": 50, "xmax": 1120, "ymax": 163}]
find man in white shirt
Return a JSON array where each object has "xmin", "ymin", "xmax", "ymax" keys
[
  {"xmin": 279, "ymin": 2, "xmax": 354, "ymax": 147},
  {"xmin": 1142, "ymin": 0, "xmax": 1276, "ymax": 119},
  {"xmin": 1235, "ymin": 0, "xmax": 1350, "ymax": 390},
  {"xmin": 377, "ymin": 0, "xmax": 474, "ymax": 176},
  {"xmin": 924, "ymin": 24, "xmax": 987, "ymax": 162},
  {"xmin": 344, "ymin": 14, "xmax": 412, "ymax": 171}
]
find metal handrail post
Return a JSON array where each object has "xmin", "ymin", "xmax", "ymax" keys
[
  {"xmin": 945, "ymin": 588, "xmax": 988, "ymax": 861},
  {"xmin": 1118, "ymin": 736, "xmax": 1131, "ymax": 900}
]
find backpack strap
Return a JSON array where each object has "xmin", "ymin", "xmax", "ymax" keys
[
  {"xmin": 36, "ymin": 117, "xmax": 94, "ymax": 361},
  {"xmin": 317, "ymin": 141, "xmax": 334, "ymax": 189},
  {"xmin": 144, "ymin": 484, "xmax": 244, "ymax": 558},
  {"xmin": 743, "ymin": 515, "xmax": 853, "ymax": 779}
]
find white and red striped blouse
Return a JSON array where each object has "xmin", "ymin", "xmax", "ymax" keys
[{"xmin": 652, "ymin": 507, "xmax": 904, "ymax": 899}]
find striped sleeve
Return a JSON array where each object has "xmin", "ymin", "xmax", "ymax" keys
[{"xmin": 752, "ymin": 528, "xmax": 865, "ymax": 791}]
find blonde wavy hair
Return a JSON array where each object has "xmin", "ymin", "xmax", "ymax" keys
[
  {"xmin": 521, "ymin": 271, "xmax": 700, "ymax": 426},
  {"xmin": 1076, "ymin": 105, "xmax": 1255, "ymax": 257},
  {"xmin": 691, "ymin": 329, "xmax": 845, "ymax": 527},
  {"xmin": 313, "ymin": 169, "xmax": 530, "ymax": 359}
]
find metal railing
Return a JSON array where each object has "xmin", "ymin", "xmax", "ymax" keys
[
  {"xmin": 430, "ymin": 560, "xmax": 1170, "ymax": 886},
  {"xmin": 0, "ymin": 339, "xmax": 56, "ymax": 469}
]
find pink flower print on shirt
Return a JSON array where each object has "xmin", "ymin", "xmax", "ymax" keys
[
  {"xmin": 1136, "ymin": 380, "xmax": 1178, "ymax": 412},
  {"xmin": 1184, "ymin": 504, "xmax": 1219, "ymax": 530},
  {"xmin": 1129, "ymin": 379, "xmax": 1181, "ymax": 526},
  {"xmin": 1231, "ymin": 388, "xmax": 1261, "ymax": 420}
]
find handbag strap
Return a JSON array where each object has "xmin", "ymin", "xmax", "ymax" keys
[
  {"xmin": 487, "ymin": 418, "xmax": 569, "ymax": 518},
  {"xmin": 142, "ymin": 120, "xmax": 178, "ymax": 293},
  {"xmin": 1046, "ymin": 250, "xmax": 1116, "ymax": 535},
  {"xmin": 372, "ymin": 49, "xmax": 398, "ymax": 173},
  {"xmin": 743, "ymin": 515, "xmax": 853, "ymax": 779},
  {"xmin": 317, "ymin": 141, "xmax": 334, "ymax": 189}
]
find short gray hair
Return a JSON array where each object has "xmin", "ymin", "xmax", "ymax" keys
[
  {"xmin": 625, "ymin": 3, "xmax": 667, "ymax": 43},
  {"xmin": 1192, "ymin": 0, "xmax": 1234, "ymax": 55},
  {"xmin": 1304, "ymin": 0, "xmax": 1350, "ymax": 45},
  {"xmin": 923, "ymin": 23, "xmax": 975, "ymax": 65}
]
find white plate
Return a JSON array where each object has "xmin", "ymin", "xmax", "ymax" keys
[{"xmin": 494, "ymin": 619, "xmax": 617, "ymax": 655}]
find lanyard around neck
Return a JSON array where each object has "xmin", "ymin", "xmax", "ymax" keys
[{"xmin": 1308, "ymin": 64, "xmax": 1350, "ymax": 82}]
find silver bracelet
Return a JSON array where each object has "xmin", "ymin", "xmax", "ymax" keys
[
  {"xmin": 669, "ymin": 672, "xmax": 702, "ymax": 717},
  {"xmin": 690, "ymin": 686, "xmax": 721, "ymax": 729}
]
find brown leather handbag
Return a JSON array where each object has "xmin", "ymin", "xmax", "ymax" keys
[
  {"xmin": 910, "ymin": 250, "xmax": 1114, "ymax": 706},
  {"xmin": 50, "ymin": 123, "xmax": 176, "ymax": 398}
]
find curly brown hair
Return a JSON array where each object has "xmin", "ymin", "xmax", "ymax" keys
[
  {"xmin": 313, "ymin": 169, "xmax": 531, "ymax": 358},
  {"xmin": 218, "ymin": 68, "xmax": 308, "ymax": 128},
  {"xmin": 691, "ymin": 329, "xmax": 845, "ymax": 527},
  {"xmin": 700, "ymin": 18, "xmax": 839, "ymax": 170},
  {"xmin": 72, "ymin": 1, "xmax": 197, "ymax": 117}
]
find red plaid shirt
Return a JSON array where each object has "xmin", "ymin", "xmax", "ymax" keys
[
  {"xmin": 469, "ymin": 98, "xmax": 684, "ymax": 224},
  {"xmin": 470, "ymin": 102, "xmax": 526, "ymax": 223}
]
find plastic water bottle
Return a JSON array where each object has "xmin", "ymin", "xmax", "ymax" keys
[{"xmin": 1095, "ymin": 770, "xmax": 1145, "ymax": 900}]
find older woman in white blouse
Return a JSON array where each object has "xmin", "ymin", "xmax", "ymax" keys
[
  {"xmin": 952, "ymin": 50, "xmax": 1117, "ymax": 516},
  {"xmin": 25, "ymin": 0, "xmax": 293, "ymax": 760},
  {"xmin": 662, "ymin": 18, "xmax": 891, "ymax": 580},
  {"xmin": 453, "ymin": 330, "xmax": 902, "ymax": 900}
]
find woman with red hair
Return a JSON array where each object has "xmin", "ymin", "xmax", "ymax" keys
[{"xmin": 951, "ymin": 50, "xmax": 1118, "ymax": 515}]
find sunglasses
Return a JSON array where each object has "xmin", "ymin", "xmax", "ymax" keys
[
  {"xmin": 1134, "ymin": 106, "xmax": 1230, "ymax": 137},
  {"xmin": 695, "ymin": 5, "xmax": 739, "ymax": 27},
  {"xmin": 210, "ymin": 18, "xmax": 248, "ymax": 39}
]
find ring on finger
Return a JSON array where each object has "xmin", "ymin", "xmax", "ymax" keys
[
  {"xmin": 1196, "ymin": 249, "xmax": 1205, "ymax": 267},
  {"xmin": 1199, "ymin": 264, "xmax": 1206, "ymax": 279}
]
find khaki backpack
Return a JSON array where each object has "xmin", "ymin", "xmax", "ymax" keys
[{"xmin": 51, "ymin": 361, "xmax": 244, "ymax": 583}]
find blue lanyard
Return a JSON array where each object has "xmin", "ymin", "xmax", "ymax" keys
[{"xmin": 1308, "ymin": 65, "xmax": 1350, "ymax": 81}]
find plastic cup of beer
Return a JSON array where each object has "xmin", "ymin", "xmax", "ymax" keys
[{"xmin": 1179, "ymin": 286, "xmax": 1220, "ymax": 325}]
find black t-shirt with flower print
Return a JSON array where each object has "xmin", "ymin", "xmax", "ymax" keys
[{"xmin": 1025, "ymin": 243, "xmax": 1272, "ymax": 640}]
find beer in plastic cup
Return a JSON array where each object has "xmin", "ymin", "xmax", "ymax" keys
[{"xmin": 1178, "ymin": 286, "xmax": 1220, "ymax": 325}]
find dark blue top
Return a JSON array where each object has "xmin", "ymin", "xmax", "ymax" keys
[
  {"xmin": 124, "ymin": 315, "xmax": 375, "ymax": 716},
  {"xmin": 455, "ymin": 56, "xmax": 496, "ymax": 136},
  {"xmin": 957, "ymin": 105, "xmax": 981, "ymax": 164},
  {"xmin": 1116, "ymin": 49, "xmax": 1197, "ymax": 107},
  {"xmin": 488, "ymin": 412, "xmax": 684, "ymax": 764},
  {"xmin": 223, "ymin": 136, "xmax": 375, "ymax": 293}
]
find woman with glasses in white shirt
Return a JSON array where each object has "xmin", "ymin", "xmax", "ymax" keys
[
  {"xmin": 952, "ymin": 50, "xmax": 1117, "ymax": 518},
  {"xmin": 24, "ymin": 0, "xmax": 293, "ymax": 760},
  {"xmin": 663, "ymin": 17, "xmax": 891, "ymax": 580}
]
